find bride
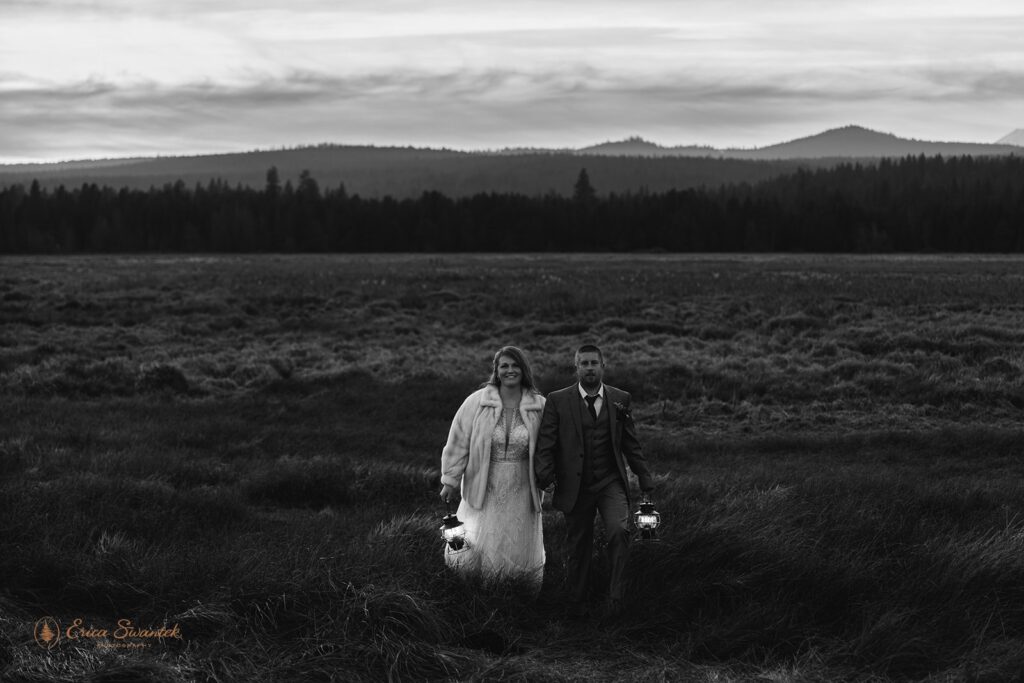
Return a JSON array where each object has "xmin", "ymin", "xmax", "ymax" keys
[{"xmin": 439, "ymin": 346, "xmax": 546, "ymax": 591}]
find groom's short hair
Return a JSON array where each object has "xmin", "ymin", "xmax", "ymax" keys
[{"xmin": 575, "ymin": 344, "xmax": 604, "ymax": 363}]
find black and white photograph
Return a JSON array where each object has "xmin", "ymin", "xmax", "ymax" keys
[{"xmin": 2, "ymin": 1, "xmax": 1024, "ymax": 681}]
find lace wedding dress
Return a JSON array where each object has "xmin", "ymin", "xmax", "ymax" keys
[{"xmin": 446, "ymin": 408, "xmax": 544, "ymax": 591}]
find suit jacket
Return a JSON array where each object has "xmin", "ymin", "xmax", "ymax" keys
[{"xmin": 534, "ymin": 383, "xmax": 654, "ymax": 513}]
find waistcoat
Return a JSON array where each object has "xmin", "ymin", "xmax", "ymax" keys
[{"xmin": 581, "ymin": 397, "xmax": 618, "ymax": 492}]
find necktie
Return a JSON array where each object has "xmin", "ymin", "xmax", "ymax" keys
[{"xmin": 585, "ymin": 394, "xmax": 598, "ymax": 421}]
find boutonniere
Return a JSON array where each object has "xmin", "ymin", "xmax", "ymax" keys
[{"xmin": 613, "ymin": 402, "xmax": 632, "ymax": 420}]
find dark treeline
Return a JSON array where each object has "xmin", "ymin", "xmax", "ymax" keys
[{"xmin": 2, "ymin": 155, "xmax": 1024, "ymax": 253}]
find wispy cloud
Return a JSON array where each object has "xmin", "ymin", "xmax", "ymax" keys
[
  {"xmin": 1, "ymin": 1, "xmax": 1023, "ymax": 161},
  {"xmin": 3, "ymin": 57, "xmax": 1019, "ymax": 160}
]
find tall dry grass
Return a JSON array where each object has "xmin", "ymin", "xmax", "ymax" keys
[{"xmin": 2, "ymin": 254, "xmax": 1024, "ymax": 681}]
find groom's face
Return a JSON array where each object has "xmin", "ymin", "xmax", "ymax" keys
[{"xmin": 575, "ymin": 351, "xmax": 605, "ymax": 391}]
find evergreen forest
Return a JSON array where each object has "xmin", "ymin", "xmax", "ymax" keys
[{"xmin": 2, "ymin": 155, "xmax": 1023, "ymax": 253}]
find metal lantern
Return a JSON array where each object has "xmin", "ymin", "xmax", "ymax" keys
[
  {"xmin": 440, "ymin": 502, "xmax": 466, "ymax": 551},
  {"xmin": 633, "ymin": 494, "xmax": 662, "ymax": 542}
]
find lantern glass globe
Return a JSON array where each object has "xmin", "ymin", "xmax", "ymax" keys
[{"xmin": 441, "ymin": 512, "xmax": 466, "ymax": 550}]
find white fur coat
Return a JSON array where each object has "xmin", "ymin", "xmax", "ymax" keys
[{"xmin": 440, "ymin": 385, "xmax": 546, "ymax": 512}]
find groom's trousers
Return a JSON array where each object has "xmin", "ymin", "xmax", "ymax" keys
[{"xmin": 564, "ymin": 479, "xmax": 630, "ymax": 604}]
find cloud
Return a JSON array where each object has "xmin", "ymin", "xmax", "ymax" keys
[
  {"xmin": 917, "ymin": 68, "xmax": 1024, "ymax": 101},
  {"xmin": 3, "ymin": 0, "xmax": 1024, "ymax": 160},
  {"xmin": 0, "ymin": 65, "xmax": 886, "ymax": 122},
  {"xmin": 4, "ymin": 55, "xmax": 1021, "ymax": 162}
]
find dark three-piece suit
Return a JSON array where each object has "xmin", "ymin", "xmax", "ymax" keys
[{"xmin": 534, "ymin": 383, "xmax": 655, "ymax": 606}]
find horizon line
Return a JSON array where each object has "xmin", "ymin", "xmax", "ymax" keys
[{"xmin": 2, "ymin": 123, "xmax": 1022, "ymax": 168}]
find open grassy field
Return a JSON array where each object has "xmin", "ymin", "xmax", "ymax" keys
[{"xmin": 2, "ymin": 253, "xmax": 1024, "ymax": 682}]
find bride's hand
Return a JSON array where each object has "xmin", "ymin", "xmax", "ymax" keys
[{"xmin": 440, "ymin": 484, "xmax": 460, "ymax": 504}]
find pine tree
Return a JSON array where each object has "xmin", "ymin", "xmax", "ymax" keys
[
  {"xmin": 573, "ymin": 168, "xmax": 596, "ymax": 203},
  {"xmin": 265, "ymin": 166, "xmax": 281, "ymax": 196}
]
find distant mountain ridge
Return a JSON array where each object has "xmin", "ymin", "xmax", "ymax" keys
[
  {"xmin": 580, "ymin": 125, "xmax": 1022, "ymax": 158},
  {"xmin": 577, "ymin": 136, "xmax": 718, "ymax": 157},
  {"xmin": 997, "ymin": 129, "xmax": 1024, "ymax": 146},
  {"xmin": 1, "ymin": 126, "xmax": 1020, "ymax": 198}
]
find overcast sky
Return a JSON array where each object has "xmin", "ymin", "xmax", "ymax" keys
[{"xmin": 2, "ymin": 0, "xmax": 1022, "ymax": 163}]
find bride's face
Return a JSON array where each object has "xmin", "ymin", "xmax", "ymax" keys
[{"xmin": 496, "ymin": 355, "xmax": 523, "ymax": 389}]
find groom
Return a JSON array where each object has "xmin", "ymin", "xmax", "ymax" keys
[{"xmin": 535, "ymin": 344, "xmax": 656, "ymax": 619}]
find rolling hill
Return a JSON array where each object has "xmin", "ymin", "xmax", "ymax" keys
[
  {"xmin": 1, "ymin": 126, "xmax": 1019, "ymax": 198},
  {"xmin": 580, "ymin": 125, "xmax": 1022, "ymax": 159},
  {"xmin": 997, "ymin": 129, "xmax": 1024, "ymax": 146}
]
